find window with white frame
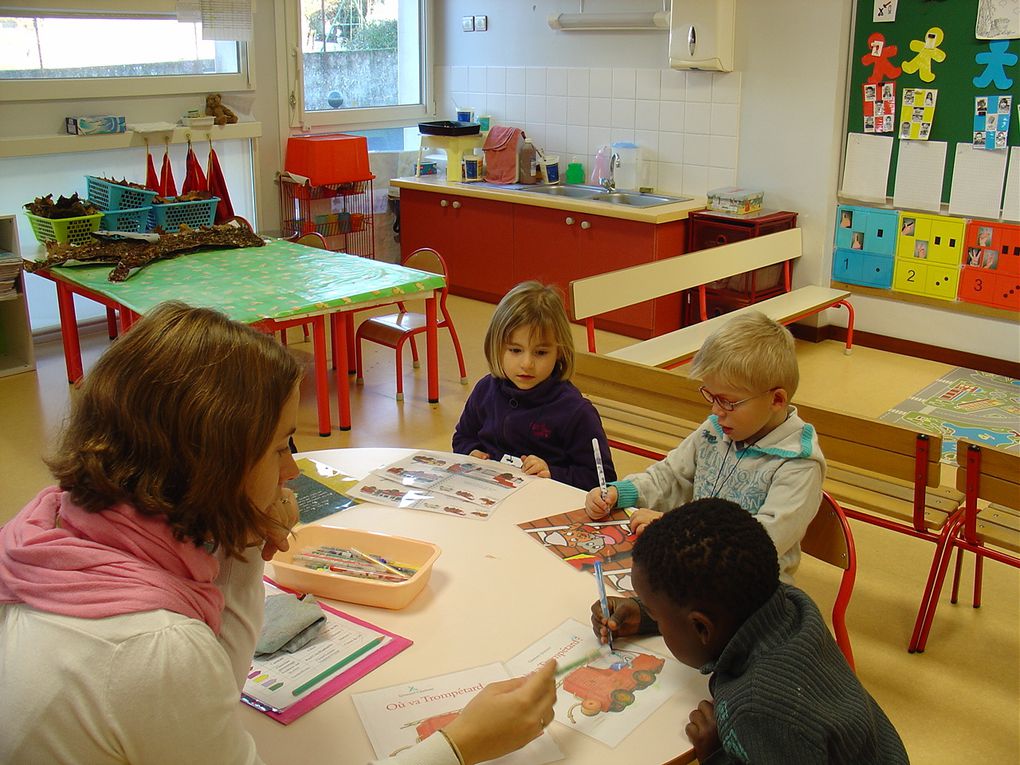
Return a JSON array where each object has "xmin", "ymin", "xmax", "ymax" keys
[
  {"xmin": 283, "ymin": 0, "xmax": 430, "ymax": 128},
  {"xmin": 0, "ymin": 7, "xmax": 251, "ymax": 101}
]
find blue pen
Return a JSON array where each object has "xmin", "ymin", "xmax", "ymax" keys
[{"xmin": 593, "ymin": 559, "xmax": 614, "ymax": 652}]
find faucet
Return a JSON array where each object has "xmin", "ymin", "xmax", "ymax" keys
[{"xmin": 599, "ymin": 152, "xmax": 620, "ymax": 191}]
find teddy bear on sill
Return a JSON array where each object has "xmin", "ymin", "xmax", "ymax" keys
[{"xmin": 205, "ymin": 93, "xmax": 238, "ymax": 126}]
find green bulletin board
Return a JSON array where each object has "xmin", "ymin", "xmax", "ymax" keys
[{"xmin": 847, "ymin": 0, "xmax": 1019, "ymax": 202}]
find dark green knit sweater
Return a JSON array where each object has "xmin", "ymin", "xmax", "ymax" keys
[{"xmin": 698, "ymin": 584, "xmax": 909, "ymax": 764}]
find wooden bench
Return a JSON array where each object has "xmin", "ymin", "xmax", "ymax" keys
[
  {"xmin": 570, "ymin": 229, "xmax": 855, "ymax": 368},
  {"xmin": 573, "ymin": 352, "xmax": 967, "ymax": 650}
]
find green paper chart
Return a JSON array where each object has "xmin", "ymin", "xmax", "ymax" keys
[{"xmin": 847, "ymin": 0, "xmax": 1019, "ymax": 203}]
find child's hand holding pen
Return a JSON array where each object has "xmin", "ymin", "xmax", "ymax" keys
[
  {"xmin": 583, "ymin": 485, "xmax": 617, "ymax": 520},
  {"xmin": 590, "ymin": 596, "xmax": 642, "ymax": 645}
]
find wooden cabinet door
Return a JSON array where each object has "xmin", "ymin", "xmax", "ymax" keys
[
  {"xmin": 512, "ymin": 206, "xmax": 585, "ymax": 307},
  {"xmin": 448, "ymin": 196, "xmax": 516, "ymax": 301},
  {"xmin": 399, "ymin": 189, "xmax": 454, "ymax": 258}
]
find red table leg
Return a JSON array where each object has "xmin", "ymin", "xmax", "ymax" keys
[
  {"xmin": 311, "ymin": 316, "xmax": 331, "ymax": 436},
  {"xmin": 105, "ymin": 307, "xmax": 118, "ymax": 340},
  {"xmin": 333, "ymin": 312, "xmax": 352, "ymax": 431},
  {"xmin": 345, "ymin": 313, "xmax": 357, "ymax": 374},
  {"xmin": 426, "ymin": 294, "xmax": 439, "ymax": 404},
  {"xmin": 55, "ymin": 282, "xmax": 83, "ymax": 384}
]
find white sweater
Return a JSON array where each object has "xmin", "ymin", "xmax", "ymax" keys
[
  {"xmin": 0, "ymin": 548, "xmax": 457, "ymax": 765},
  {"xmin": 614, "ymin": 407, "xmax": 825, "ymax": 583}
]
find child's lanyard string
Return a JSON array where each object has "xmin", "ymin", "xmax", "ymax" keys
[{"xmin": 710, "ymin": 439, "xmax": 752, "ymax": 496}]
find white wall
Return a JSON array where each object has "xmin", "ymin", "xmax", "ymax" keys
[{"xmin": 435, "ymin": 0, "xmax": 1018, "ymax": 362}]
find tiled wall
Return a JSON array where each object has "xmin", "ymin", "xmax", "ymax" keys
[{"xmin": 437, "ymin": 65, "xmax": 741, "ymax": 196}]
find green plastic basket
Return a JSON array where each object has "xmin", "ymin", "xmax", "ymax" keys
[{"xmin": 25, "ymin": 211, "xmax": 103, "ymax": 245}]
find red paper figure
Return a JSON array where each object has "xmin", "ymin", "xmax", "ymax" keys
[
  {"xmin": 206, "ymin": 144, "xmax": 235, "ymax": 223},
  {"xmin": 144, "ymin": 142, "xmax": 159, "ymax": 193},
  {"xmin": 182, "ymin": 142, "xmax": 208, "ymax": 194},
  {"xmin": 159, "ymin": 146, "xmax": 177, "ymax": 198},
  {"xmin": 861, "ymin": 32, "xmax": 901, "ymax": 84}
]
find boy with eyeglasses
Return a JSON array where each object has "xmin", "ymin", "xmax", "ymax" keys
[{"xmin": 584, "ymin": 311, "xmax": 823, "ymax": 584}]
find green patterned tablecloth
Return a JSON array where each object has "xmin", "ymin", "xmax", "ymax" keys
[{"xmin": 47, "ymin": 239, "xmax": 446, "ymax": 324}]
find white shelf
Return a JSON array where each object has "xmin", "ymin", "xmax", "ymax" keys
[
  {"xmin": 0, "ymin": 215, "xmax": 35, "ymax": 378},
  {"xmin": 0, "ymin": 121, "xmax": 262, "ymax": 159}
]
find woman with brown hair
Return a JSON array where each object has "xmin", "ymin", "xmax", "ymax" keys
[{"xmin": 0, "ymin": 302, "xmax": 554, "ymax": 765}]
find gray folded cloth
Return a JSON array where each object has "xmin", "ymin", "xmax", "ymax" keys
[{"xmin": 255, "ymin": 593, "xmax": 326, "ymax": 656}]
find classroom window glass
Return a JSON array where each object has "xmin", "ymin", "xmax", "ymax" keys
[{"xmin": 288, "ymin": 0, "xmax": 429, "ymax": 128}]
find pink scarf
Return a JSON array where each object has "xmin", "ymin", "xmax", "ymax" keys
[{"xmin": 0, "ymin": 487, "xmax": 224, "ymax": 634}]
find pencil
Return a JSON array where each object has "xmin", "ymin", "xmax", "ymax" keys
[
  {"xmin": 592, "ymin": 438, "xmax": 608, "ymax": 501},
  {"xmin": 593, "ymin": 559, "xmax": 614, "ymax": 652},
  {"xmin": 350, "ymin": 547, "xmax": 412, "ymax": 580},
  {"xmin": 555, "ymin": 648, "xmax": 605, "ymax": 677},
  {"xmin": 291, "ymin": 635, "xmax": 385, "ymax": 696}
]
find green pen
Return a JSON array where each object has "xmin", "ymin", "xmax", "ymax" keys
[{"xmin": 291, "ymin": 635, "xmax": 385, "ymax": 696}]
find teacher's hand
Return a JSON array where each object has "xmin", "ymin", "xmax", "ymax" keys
[
  {"xmin": 260, "ymin": 487, "xmax": 299, "ymax": 562},
  {"xmin": 442, "ymin": 660, "xmax": 557, "ymax": 765}
]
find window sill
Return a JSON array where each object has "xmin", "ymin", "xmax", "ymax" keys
[{"xmin": 0, "ymin": 121, "xmax": 262, "ymax": 159}]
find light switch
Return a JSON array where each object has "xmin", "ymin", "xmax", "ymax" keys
[
  {"xmin": 474, "ymin": 15, "xmax": 488, "ymax": 32},
  {"xmin": 461, "ymin": 16, "xmax": 474, "ymax": 32}
]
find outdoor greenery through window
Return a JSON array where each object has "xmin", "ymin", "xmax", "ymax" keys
[
  {"xmin": 0, "ymin": 16, "xmax": 240, "ymax": 81},
  {"xmin": 300, "ymin": 0, "xmax": 422, "ymax": 114}
]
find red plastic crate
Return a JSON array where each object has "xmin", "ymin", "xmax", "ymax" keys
[{"xmin": 284, "ymin": 134, "xmax": 373, "ymax": 186}]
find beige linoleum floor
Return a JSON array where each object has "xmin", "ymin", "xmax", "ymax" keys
[{"xmin": 1, "ymin": 295, "xmax": 1017, "ymax": 764}]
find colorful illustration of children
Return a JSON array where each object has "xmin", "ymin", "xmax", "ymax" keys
[
  {"xmin": 983, "ymin": 250, "xmax": 999, "ymax": 269},
  {"xmin": 967, "ymin": 248, "xmax": 983, "ymax": 266},
  {"xmin": 978, "ymin": 227, "xmax": 993, "ymax": 246},
  {"xmin": 901, "ymin": 218, "xmax": 916, "ymax": 236},
  {"xmin": 840, "ymin": 210, "xmax": 853, "ymax": 228},
  {"xmin": 851, "ymin": 232, "xmax": 865, "ymax": 250},
  {"xmin": 914, "ymin": 240, "xmax": 928, "ymax": 259}
]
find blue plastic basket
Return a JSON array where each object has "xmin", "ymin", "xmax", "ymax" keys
[
  {"xmin": 85, "ymin": 176, "xmax": 158, "ymax": 212},
  {"xmin": 148, "ymin": 198, "xmax": 219, "ymax": 232},
  {"xmin": 99, "ymin": 206, "xmax": 151, "ymax": 233}
]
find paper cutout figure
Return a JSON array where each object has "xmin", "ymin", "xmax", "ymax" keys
[
  {"xmin": 862, "ymin": 32, "xmax": 902, "ymax": 83},
  {"xmin": 973, "ymin": 40, "xmax": 1017, "ymax": 90},
  {"xmin": 900, "ymin": 27, "xmax": 946, "ymax": 83},
  {"xmin": 899, "ymin": 88, "xmax": 937, "ymax": 140},
  {"xmin": 973, "ymin": 95, "xmax": 1012, "ymax": 150},
  {"xmin": 863, "ymin": 81, "xmax": 896, "ymax": 133}
]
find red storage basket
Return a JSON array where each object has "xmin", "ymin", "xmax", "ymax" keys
[{"xmin": 285, "ymin": 134, "xmax": 373, "ymax": 186}]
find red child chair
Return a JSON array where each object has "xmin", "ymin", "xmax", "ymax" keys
[{"xmin": 354, "ymin": 247, "xmax": 468, "ymax": 401}]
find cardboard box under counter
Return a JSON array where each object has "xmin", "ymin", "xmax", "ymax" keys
[{"xmin": 65, "ymin": 115, "xmax": 127, "ymax": 135}]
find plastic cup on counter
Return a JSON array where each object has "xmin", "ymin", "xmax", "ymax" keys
[
  {"xmin": 462, "ymin": 155, "xmax": 483, "ymax": 181},
  {"xmin": 542, "ymin": 155, "xmax": 561, "ymax": 183},
  {"xmin": 477, "ymin": 115, "xmax": 492, "ymax": 132}
]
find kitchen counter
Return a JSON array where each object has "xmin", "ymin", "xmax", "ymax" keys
[{"xmin": 391, "ymin": 176, "xmax": 705, "ymax": 223}]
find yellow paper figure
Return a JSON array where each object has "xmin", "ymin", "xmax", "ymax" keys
[{"xmin": 901, "ymin": 27, "xmax": 946, "ymax": 83}]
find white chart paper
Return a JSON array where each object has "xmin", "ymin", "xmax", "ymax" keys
[
  {"xmin": 894, "ymin": 140, "xmax": 947, "ymax": 212},
  {"xmin": 841, "ymin": 133, "xmax": 893, "ymax": 202},
  {"xmin": 948, "ymin": 143, "xmax": 1008, "ymax": 219}
]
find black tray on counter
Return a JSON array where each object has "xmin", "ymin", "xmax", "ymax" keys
[{"xmin": 418, "ymin": 120, "xmax": 481, "ymax": 136}]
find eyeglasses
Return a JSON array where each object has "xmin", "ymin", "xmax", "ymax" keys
[{"xmin": 699, "ymin": 386, "xmax": 771, "ymax": 412}]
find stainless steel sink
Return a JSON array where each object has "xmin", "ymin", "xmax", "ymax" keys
[
  {"xmin": 515, "ymin": 184, "xmax": 690, "ymax": 207},
  {"xmin": 516, "ymin": 184, "xmax": 604, "ymax": 199},
  {"xmin": 590, "ymin": 191, "xmax": 692, "ymax": 207}
]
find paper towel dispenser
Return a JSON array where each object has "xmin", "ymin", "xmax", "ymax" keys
[{"xmin": 668, "ymin": 0, "xmax": 735, "ymax": 72}]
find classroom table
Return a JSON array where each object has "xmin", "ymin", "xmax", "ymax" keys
[
  {"xmin": 244, "ymin": 448, "xmax": 707, "ymax": 765},
  {"xmin": 26, "ymin": 240, "xmax": 446, "ymax": 434}
]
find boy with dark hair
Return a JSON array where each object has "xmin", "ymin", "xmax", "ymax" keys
[{"xmin": 592, "ymin": 498, "xmax": 908, "ymax": 764}]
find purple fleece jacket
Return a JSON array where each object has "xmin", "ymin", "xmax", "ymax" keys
[{"xmin": 452, "ymin": 374, "xmax": 616, "ymax": 491}]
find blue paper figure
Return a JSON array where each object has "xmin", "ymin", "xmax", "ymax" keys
[{"xmin": 973, "ymin": 41, "xmax": 1017, "ymax": 90}]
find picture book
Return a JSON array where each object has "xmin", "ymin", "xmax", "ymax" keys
[
  {"xmin": 352, "ymin": 663, "xmax": 564, "ymax": 764},
  {"xmin": 347, "ymin": 450, "xmax": 531, "ymax": 520},
  {"xmin": 518, "ymin": 507, "xmax": 637, "ymax": 596},
  {"xmin": 504, "ymin": 619, "xmax": 686, "ymax": 748},
  {"xmin": 290, "ymin": 457, "xmax": 358, "ymax": 524},
  {"xmin": 241, "ymin": 580, "xmax": 411, "ymax": 724}
]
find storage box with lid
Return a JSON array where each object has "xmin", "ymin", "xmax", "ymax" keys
[
  {"xmin": 707, "ymin": 186, "xmax": 765, "ymax": 215},
  {"xmin": 284, "ymin": 134, "xmax": 373, "ymax": 186}
]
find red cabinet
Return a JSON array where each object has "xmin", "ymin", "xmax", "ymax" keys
[
  {"xmin": 400, "ymin": 189, "xmax": 516, "ymax": 302},
  {"xmin": 400, "ymin": 186, "xmax": 688, "ymax": 338},
  {"xmin": 685, "ymin": 209, "xmax": 798, "ymax": 322}
]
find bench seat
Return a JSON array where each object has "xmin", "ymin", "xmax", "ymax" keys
[{"xmin": 607, "ymin": 285, "xmax": 853, "ymax": 368}]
